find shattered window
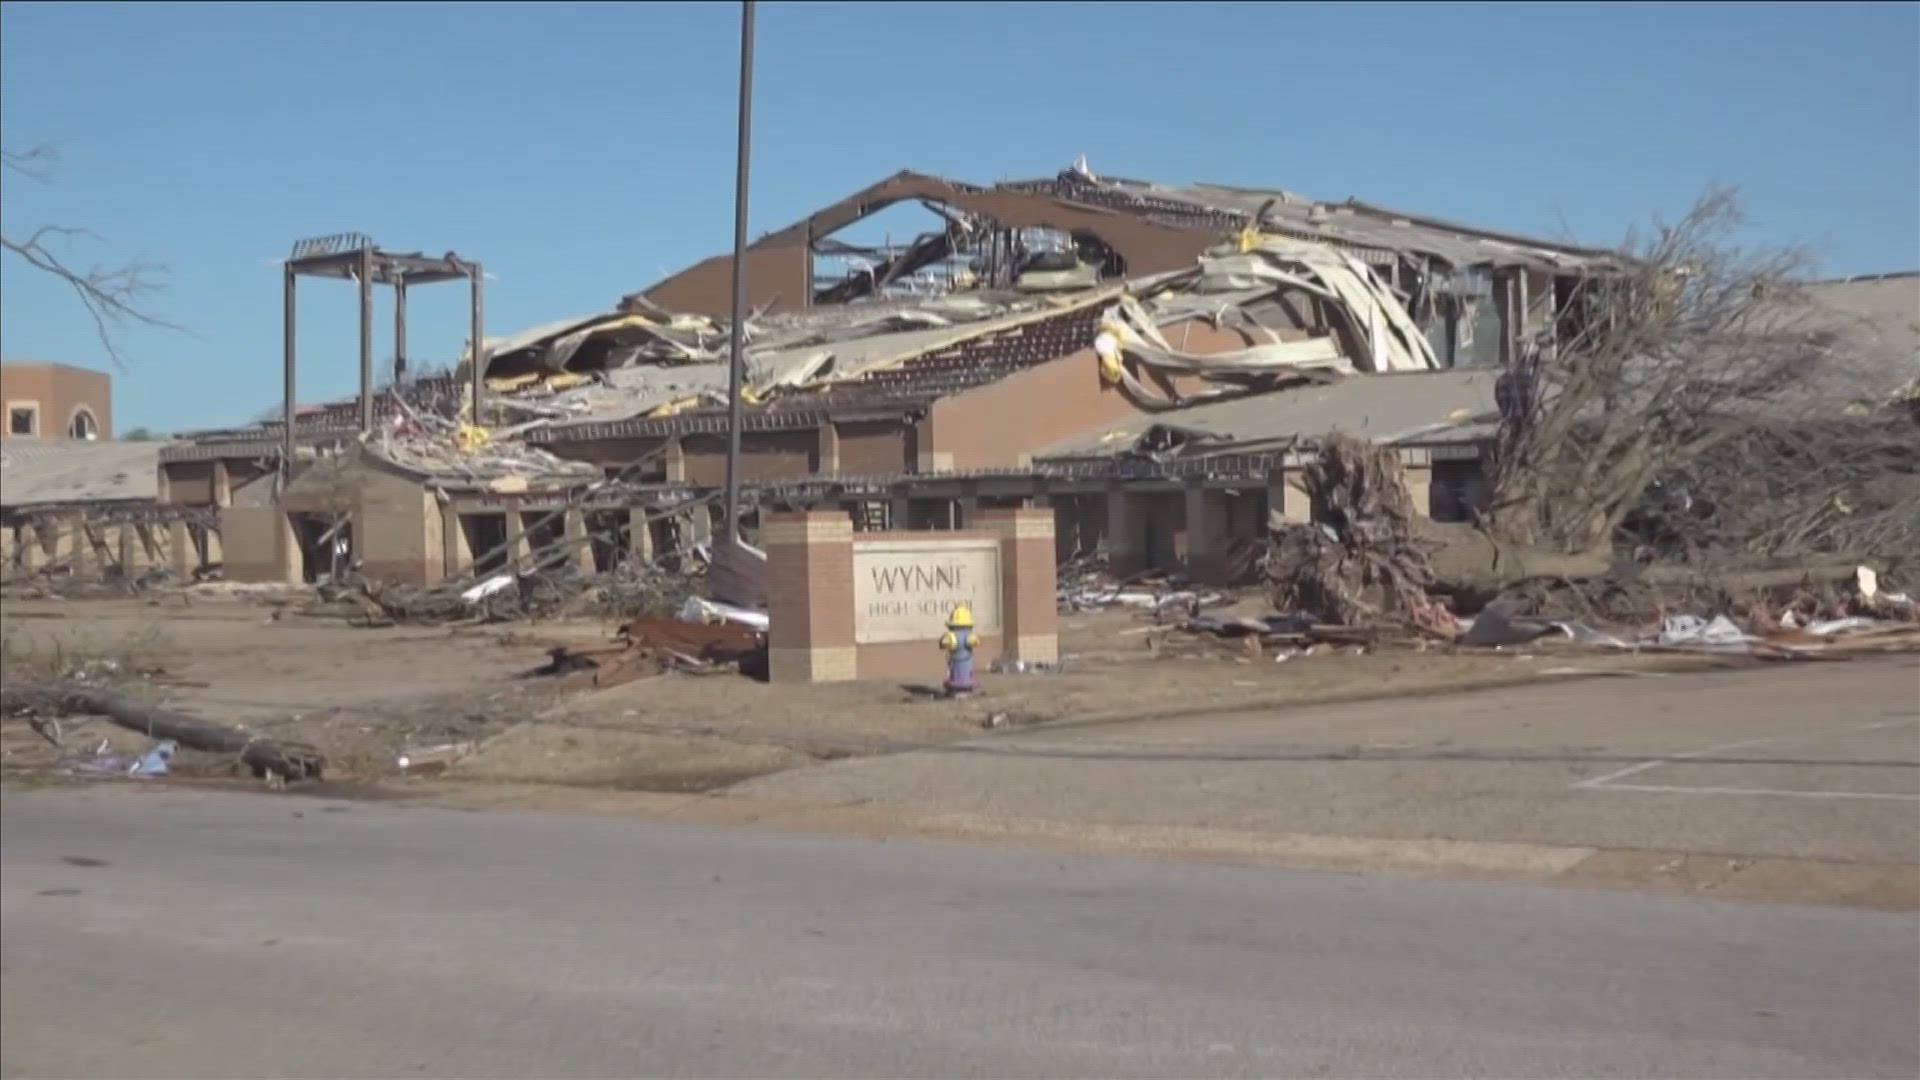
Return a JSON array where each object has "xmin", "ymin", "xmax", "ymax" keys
[{"xmin": 8, "ymin": 406, "xmax": 36, "ymax": 436}]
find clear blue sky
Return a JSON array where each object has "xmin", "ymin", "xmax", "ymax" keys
[{"xmin": 3, "ymin": 1, "xmax": 1915, "ymax": 433}]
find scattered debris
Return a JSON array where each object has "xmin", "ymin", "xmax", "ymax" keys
[
  {"xmin": 988, "ymin": 659, "xmax": 1063, "ymax": 675},
  {"xmin": 395, "ymin": 742, "xmax": 475, "ymax": 775},
  {"xmin": 55, "ymin": 739, "xmax": 177, "ymax": 778},
  {"xmin": 462, "ymin": 574, "xmax": 517, "ymax": 604},
  {"xmin": 678, "ymin": 596, "xmax": 770, "ymax": 632},
  {"xmin": 522, "ymin": 614, "xmax": 769, "ymax": 689},
  {"xmin": 1657, "ymin": 614, "xmax": 1751, "ymax": 652},
  {"xmin": 1056, "ymin": 556, "xmax": 1227, "ymax": 615},
  {"xmin": 1459, "ymin": 607, "xmax": 1558, "ymax": 648},
  {"xmin": 0, "ymin": 682, "xmax": 326, "ymax": 784}
]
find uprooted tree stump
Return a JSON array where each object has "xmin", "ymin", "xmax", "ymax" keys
[
  {"xmin": 1267, "ymin": 434, "xmax": 1457, "ymax": 635},
  {"xmin": 0, "ymin": 681, "xmax": 327, "ymax": 783}
]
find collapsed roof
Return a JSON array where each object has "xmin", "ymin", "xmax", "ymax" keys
[
  {"xmin": 487, "ymin": 229, "xmax": 1459, "ymax": 444},
  {"xmin": 637, "ymin": 160, "xmax": 1632, "ymax": 318}
]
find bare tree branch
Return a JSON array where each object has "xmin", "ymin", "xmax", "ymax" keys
[
  {"xmin": 2, "ymin": 144, "xmax": 187, "ymax": 365},
  {"xmin": 1485, "ymin": 186, "xmax": 1918, "ymax": 573}
]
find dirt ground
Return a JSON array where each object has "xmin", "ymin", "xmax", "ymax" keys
[
  {"xmin": 0, "ymin": 589, "xmax": 1720, "ymax": 790},
  {"xmin": 6, "ymin": 588, "xmax": 1911, "ymax": 908}
]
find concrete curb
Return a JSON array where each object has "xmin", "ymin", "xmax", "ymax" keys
[{"xmin": 413, "ymin": 782, "xmax": 1920, "ymax": 910}]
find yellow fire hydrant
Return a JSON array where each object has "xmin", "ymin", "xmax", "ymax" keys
[{"xmin": 938, "ymin": 603, "xmax": 980, "ymax": 697}]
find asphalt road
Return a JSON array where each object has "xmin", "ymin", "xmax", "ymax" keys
[{"xmin": 3, "ymin": 789, "xmax": 1915, "ymax": 1079}]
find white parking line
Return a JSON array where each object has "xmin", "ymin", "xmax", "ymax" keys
[
  {"xmin": 1572, "ymin": 718, "xmax": 1919, "ymax": 800},
  {"xmin": 1590, "ymin": 782, "xmax": 1919, "ymax": 803}
]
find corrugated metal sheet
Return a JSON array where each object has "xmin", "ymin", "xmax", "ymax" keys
[
  {"xmin": 1035, "ymin": 370, "xmax": 1501, "ymax": 460},
  {"xmin": 0, "ymin": 438, "xmax": 167, "ymax": 508}
]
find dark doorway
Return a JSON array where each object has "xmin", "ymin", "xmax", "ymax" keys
[
  {"xmin": 586, "ymin": 510, "xmax": 631, "ymax": 574},
  {"xmin": 290, "ymin": 513, "xmax": 353, "ymax": 584},
  {"xmin": 461, "ymin": 513, "xmax": 509, "ymax": 576}
]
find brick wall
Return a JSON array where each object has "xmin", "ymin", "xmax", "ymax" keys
[
  {"xmin": 0, "ymin": 362, "xmax": 112, "ymax": 441},
  {"xmin": 161, "ymin": 462, "xmax": 217, "ymax": 506},
  {"xmin": 643, "ymin": 245, "xmax": 812, "ymax": 319},
  {"xmin": 350, "ymin": 466, "xmax": 439, "ymax": 583},
  {"xmin": 923, "ymin": 321, "xmax": 1255, "ymax": 472},
  {"xmin": 765, "ymin": 507, "xmax": 1057, "ymax": 684},
  {"xmin": 221, "ymin": 505, "xmax": 297, "ymax": 584},
  {"xmin": 833, "ymin": 418, "xmax": 913, "ymax": 476},
  {"xmin": 546, "ymin": 435, "xmax": 671, "ymax": 475},
  {"xmin": 682, "ymin": 430, "xmax": 820, "ymax": 487}
]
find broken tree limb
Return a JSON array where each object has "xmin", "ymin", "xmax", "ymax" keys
[
  {"xmin": 0, "ymin": 681, "xmax": 326, "ymax": 782},
  {"xmin": 1638, "ymin": 562, "xmax": 1884, "ymax": 592}
]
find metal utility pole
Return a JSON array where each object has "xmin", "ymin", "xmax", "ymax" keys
[{"xmin": 721, "ymin": 0, "xmax": 756, "ymax": 544}]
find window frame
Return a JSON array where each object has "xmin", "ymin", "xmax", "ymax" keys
[
  {"xmin": 66, "ymin": 406, "xmax": 100, "ymax": 440},
  {"xmin": 6, "ymin": 401, "xmax": 40, "ymax": 437}
]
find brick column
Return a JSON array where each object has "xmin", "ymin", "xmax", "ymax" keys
[
  {"xmin": 1183, "ymin": 479, "xmax": 1223, "ymax": 584},
  {"xmin": 978, "ymin": 507, "xmax": 1059, "ymax": 665},
  {"xmin": 1399, "ymin": 449, "xmax": 1435, "ymax": 521},
  {"xmin": 628, "ymin": 508, "xmax": 656, "ymax": 564},
  {"xmin": 955, "ymin": 483, "xmax": 980, "ymax": 528},
  {"xmin": 136, "ymin": 524, "xmax": 162, "ymax": 565},
  {"xmin": 117, "ymin": 523, "xmax": 141, "ymax": 573},
  {"xmin": 65, "ymin": 518, "xmax": 93, "ymax": 575},
  {"xmin": 816, "ymin": 422, "xmax": 840, "ymax": 475},
  {"xmin": 564, "ymin": 508, "xmax": 596, "ymax": 573},
  {"xmin": 169, "ymin": 521, "xmax": 195, "ymax": 578},
  {"xmin": 1267, "ymin": 466, "xmax": 1313, "ymax": 527},
  {"xmin": 1104, "ymin": 480, "xmax": 1144, "ymax": 576},
  {"xmin": 505, "ymin": 509, "xmax": 529, "ymax": 567},
  {"xmin": 683, "ymin": 503, "xmax": 714, "ymax": 549},
  {"xmin": 21, "ymin": 524, "xmax": 48, "ymax": 570},
  {"xmin": 765, "ymin": 510, "xmax": 857, "ymax": 683},
  {"xmin": 442, "ymin": 507, "xmax": 472, "ymax": 577}
]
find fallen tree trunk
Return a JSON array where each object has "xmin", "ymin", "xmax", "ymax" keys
[
  {"xmin": 1417, "ymin": 521, "xmax": 1878, "ymax": 605},
  {"xmin": 1418, "ymin": 521, "xmax": 1612, "ymax": 602},
  {"xmin": 1638, "ymin": 562, "xmax": 1876, "ymax": 591},
  {"xmin": 0, "ymin": 682, "xmax": 326, "ymax": 783}
]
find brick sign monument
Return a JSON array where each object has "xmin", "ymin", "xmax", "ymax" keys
[{"xmin": 765, "ymin": 508, "xmax": 1058, "ymax": 683}]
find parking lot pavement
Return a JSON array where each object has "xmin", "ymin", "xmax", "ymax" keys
[{"xmin": 736, "ymin": 658, "xmax": 1920, "ymax": 865}]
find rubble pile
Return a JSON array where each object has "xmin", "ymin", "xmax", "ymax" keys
[
  {"xmin": 354, "ymin": 558, "xmax": 705, "ymax": 627},
  {"xmin": 1056, "ymin": 556, "xmax": 1231, "ymax": 616},
  {"xmin": 373, "ymin": 432, "xmax": 599, "ymax": 490},
  {"xmin": 1452, "ymin": 576, "xmax": 1919, "ymax": 660}
]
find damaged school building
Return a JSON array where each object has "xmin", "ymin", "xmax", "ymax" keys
[
  {"xmin": 0, "ymin": 361, "xmax": 221, "ymax": 585},
  {"xmin": 141, "ymin": 162, "xmax": 1915, "ymax": 589}
]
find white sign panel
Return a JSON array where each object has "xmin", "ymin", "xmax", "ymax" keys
[{"xmin": 852, "ymin": 538, "xmax": 1001, "ymax": 645}]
